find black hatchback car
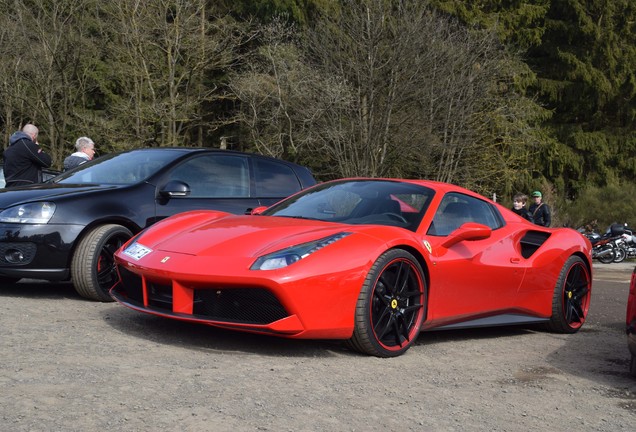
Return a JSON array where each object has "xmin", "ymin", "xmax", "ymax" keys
[{"xmin": 0, "ymin": 148, "xmax": 316, "ymax": 301}]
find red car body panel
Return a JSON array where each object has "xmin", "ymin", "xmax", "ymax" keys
[
  {"xmin": 111, "ymin": 178, "xmax": 592, "ymax": 345},
  {"xmin": 628, "ymin": 267, "xmax": 636, "ymax": 373}
]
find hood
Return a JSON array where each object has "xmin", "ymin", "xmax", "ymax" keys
[
  {"xmin": 145, "ymin": 214, "xmax": 359, "ymax": 258},
  {"xmin": 0, "ymin": 183, "xmax": 120, "ymax": 208},
  {"xmin": 9, "ymin": 131, "xmax": 31, "ymax": 145}
]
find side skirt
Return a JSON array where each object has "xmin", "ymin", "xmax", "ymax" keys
[{"xmin": 424, "ymin": 314, "xmax": 549, "ymax": 332}]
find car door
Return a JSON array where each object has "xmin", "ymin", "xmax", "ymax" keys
[
  {"xmin": 423, "ymin": 192, "xmax": 527, "ymax": 324},
  {"xmin": 155, "ymin": 153, "xmax": 259, "ymax": 219},
  {"xmin": 251, "ymin": 157, "xmax": 307, "ymax": 207}
]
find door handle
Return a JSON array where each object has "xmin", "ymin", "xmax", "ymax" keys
[{"xmin": 510, "ymin": 257, "xmax": 521, "ymax": 264}]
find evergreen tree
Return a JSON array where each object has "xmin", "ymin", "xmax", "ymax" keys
[
  {"xmin": 527, "ymin": 0, "xmax": 636, "ymax": 196},
  {"xmin": 428, "ymin": 0, "xmax": 553, "ymax": 197},
  {"xmin": 431, "ymin": 0, "xmax": 636, "ymax": 201}
]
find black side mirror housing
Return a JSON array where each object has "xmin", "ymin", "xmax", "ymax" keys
[{"xmin": 159, "ymin": 180, "xmax": 191, "ymax": 198}]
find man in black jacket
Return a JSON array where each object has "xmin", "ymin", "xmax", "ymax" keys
[
  {"xmin": 529, "ymin": 190, "xmax": 551, "ymax": 227},
  {"xmin": 3, "ymin": 124, "xmax": 52, "ymax": 187}
]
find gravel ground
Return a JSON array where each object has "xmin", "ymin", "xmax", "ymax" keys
[{"xmin": 1, "ymin": 262, "xmax": 635, "ymax": 431}]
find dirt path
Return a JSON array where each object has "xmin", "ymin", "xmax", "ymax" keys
[{"xmin": 1, "ymin": 263, "xmax": 635, "ymax": 431}]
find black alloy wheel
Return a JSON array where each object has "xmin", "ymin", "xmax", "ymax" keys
[
  {"xmin": 547, "ymin": 255, "xmax": 591, "ymax": 333},
  {"xmin": 348, "ymin": 249, "xmax": 426, "ymax": 357}
]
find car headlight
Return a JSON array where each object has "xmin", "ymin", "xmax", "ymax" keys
[
  {"xmin": 251, "ymin": 232, "xmax": 351, "ymax": 270},
  {"xmin": 0, "ymin": 202, "xmax": 56, "ymax": 223}
]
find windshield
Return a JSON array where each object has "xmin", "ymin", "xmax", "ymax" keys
[
  {"xmin": 263, "ymin": 179, "xmax": 434, "ymax": 232},
  {"xmin": 54, "ymin": 150, "xmax": 183, "ymax": 185}
]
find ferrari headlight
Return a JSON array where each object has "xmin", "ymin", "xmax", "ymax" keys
[
  {"xmin": 0, "ymin": 202, "xmax": 56, "ymax": 223},
  {"xmin": 251, "ymin": 232, "xmax": 351, "ymax": 270}
]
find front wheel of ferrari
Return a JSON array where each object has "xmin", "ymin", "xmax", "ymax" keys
[
  {"xmin": 347, "ymin": 249, "xmax": 426, "ymax": 357},
  {"xmin": 546, "ymin": 255, "xmax": 591, "ymax": 333},
  {"xmin": 71, "ymin": 224, "xmax": 133, "ymax": 302}
]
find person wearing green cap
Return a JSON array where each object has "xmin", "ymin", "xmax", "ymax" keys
[{"xmin": 529, "ymin": 190, "xmax": 551, "ymax": 226}]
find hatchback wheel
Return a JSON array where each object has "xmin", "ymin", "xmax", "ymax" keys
[{"xmin": 71, "ymin": 224, "xmax": 132, "ymax": 301}]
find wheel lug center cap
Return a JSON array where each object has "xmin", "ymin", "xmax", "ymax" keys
[
  {"xmin": 391, "ymin": 299, "xmax": 398, "ymax": 309},
  {"xmin": 567, "ymin": 291, "xmax": 573, "ymax": 299}
]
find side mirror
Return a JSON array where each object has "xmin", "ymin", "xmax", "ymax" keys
[
  {"xmin": 159, "ymin": 180, "xmax": 191, "ymax": 198},
  {"xmin": 441, "ymin": 222, "xmax": 492, "ymax": 248},
  {"xmin": 251, "ymin": 206, "xmax": 268, "ymax": 215}
]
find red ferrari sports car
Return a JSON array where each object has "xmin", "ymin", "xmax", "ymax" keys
[
  {"xmin": 111, "ymin": 179, "xmax": 593, "ymax": 357},
  {"xmin": 628, "ymin": 266, "xmax": 636, "ymax": 376}
]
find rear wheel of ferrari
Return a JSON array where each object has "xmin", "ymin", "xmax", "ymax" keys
[
  {"xmin": 71, "ymin": 224, "xmax": 132, "ymax": 302},
  {"xmin": 546, "ymin": 255, "xmax": 591, "ymax": 333},
  {"xmin": 348, "ymin": 249, "xmax": 426, "ymax": 357}
]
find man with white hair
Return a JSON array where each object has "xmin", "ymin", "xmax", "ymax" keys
[
  {"xmin": 63, "ymin": 136, "xmax": 96, "ymax": 171},
  {"xmin": 3, "ymin": 123, "xmax": 52, "ymax": 187}
]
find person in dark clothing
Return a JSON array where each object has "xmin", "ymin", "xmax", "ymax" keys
[
  {"xmin": 511, "ymin": 193, "xmax": 533, "ymax": 223},
  {"xmin": 3, "ymin": 124, "xmax": 52, "ymax": 187},
  {"xmin": 63, "ymin": 136, "xmax": 95, "ymax": 171},
  {"xmin": 529, "ymin": 190, "xmax": 551, "ymax": 227}
]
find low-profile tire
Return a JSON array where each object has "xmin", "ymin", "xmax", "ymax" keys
[
  {"xmin": 613, "ymin": 247, "xmax": 627, "ymax": 263},
  {"xmin": 347, "ymin": 249, "xmax": 426, "ymax": 357},
  {"xmin": 71, "ymin": 224, "xmax": 132, "ymax": 302},
  {"xmin": 546, "ymin": 255, "xmax": 591, "ymax": 333},
  {"xmin": 0, "ymin": 276, "xmax": 21, "ymax": 284}
]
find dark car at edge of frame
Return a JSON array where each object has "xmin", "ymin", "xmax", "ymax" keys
[{"xmin": 0, "ymin": 148, "xmax": 316, "ymax": 301}]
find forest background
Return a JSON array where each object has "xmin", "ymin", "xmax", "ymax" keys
[{"xmin": 0, "ymin": 0, "xmax": 634, "ymax": 229}]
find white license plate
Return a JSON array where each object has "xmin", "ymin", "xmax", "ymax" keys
[{"xmin": 123, "ymin": 243, "xmax": 153, "ymax": 260}]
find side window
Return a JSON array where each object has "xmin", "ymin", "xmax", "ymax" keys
[
  {"xmin": 253, "ymin": 158, "xmax": 301, "ymax": 197},
  {"xmin": 428, "ymin": 193, "xmax": 502, "ymax": 236},
  {"xmin": 166, "ymin": 154, "xmax": 250, "ymax": 198}
]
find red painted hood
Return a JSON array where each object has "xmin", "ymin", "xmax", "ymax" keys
[{"xmin": 140, "ymin": 212, "xmax": 352, "ymax": 258}]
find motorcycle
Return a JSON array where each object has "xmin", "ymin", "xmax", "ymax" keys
[
  {"xmin": 614, "ymin": 228, "xmax": 636, "ymax": 263},
  {"xmin": 582, "ymin": 223, "xmax": 626, "ymax": 264}
]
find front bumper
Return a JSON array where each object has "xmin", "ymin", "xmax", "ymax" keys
[
  {"xmin": 111, "ymin": 251, "xmax": 366, "ymax": 339},
  {"xmin": 0, "ymin": 223, "xmax": 84, "ymax": 280}
]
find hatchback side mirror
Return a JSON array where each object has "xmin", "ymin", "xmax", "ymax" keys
[{"xmin": 159, "ymin": 180, "xmax": 191, "ymax": 198}]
